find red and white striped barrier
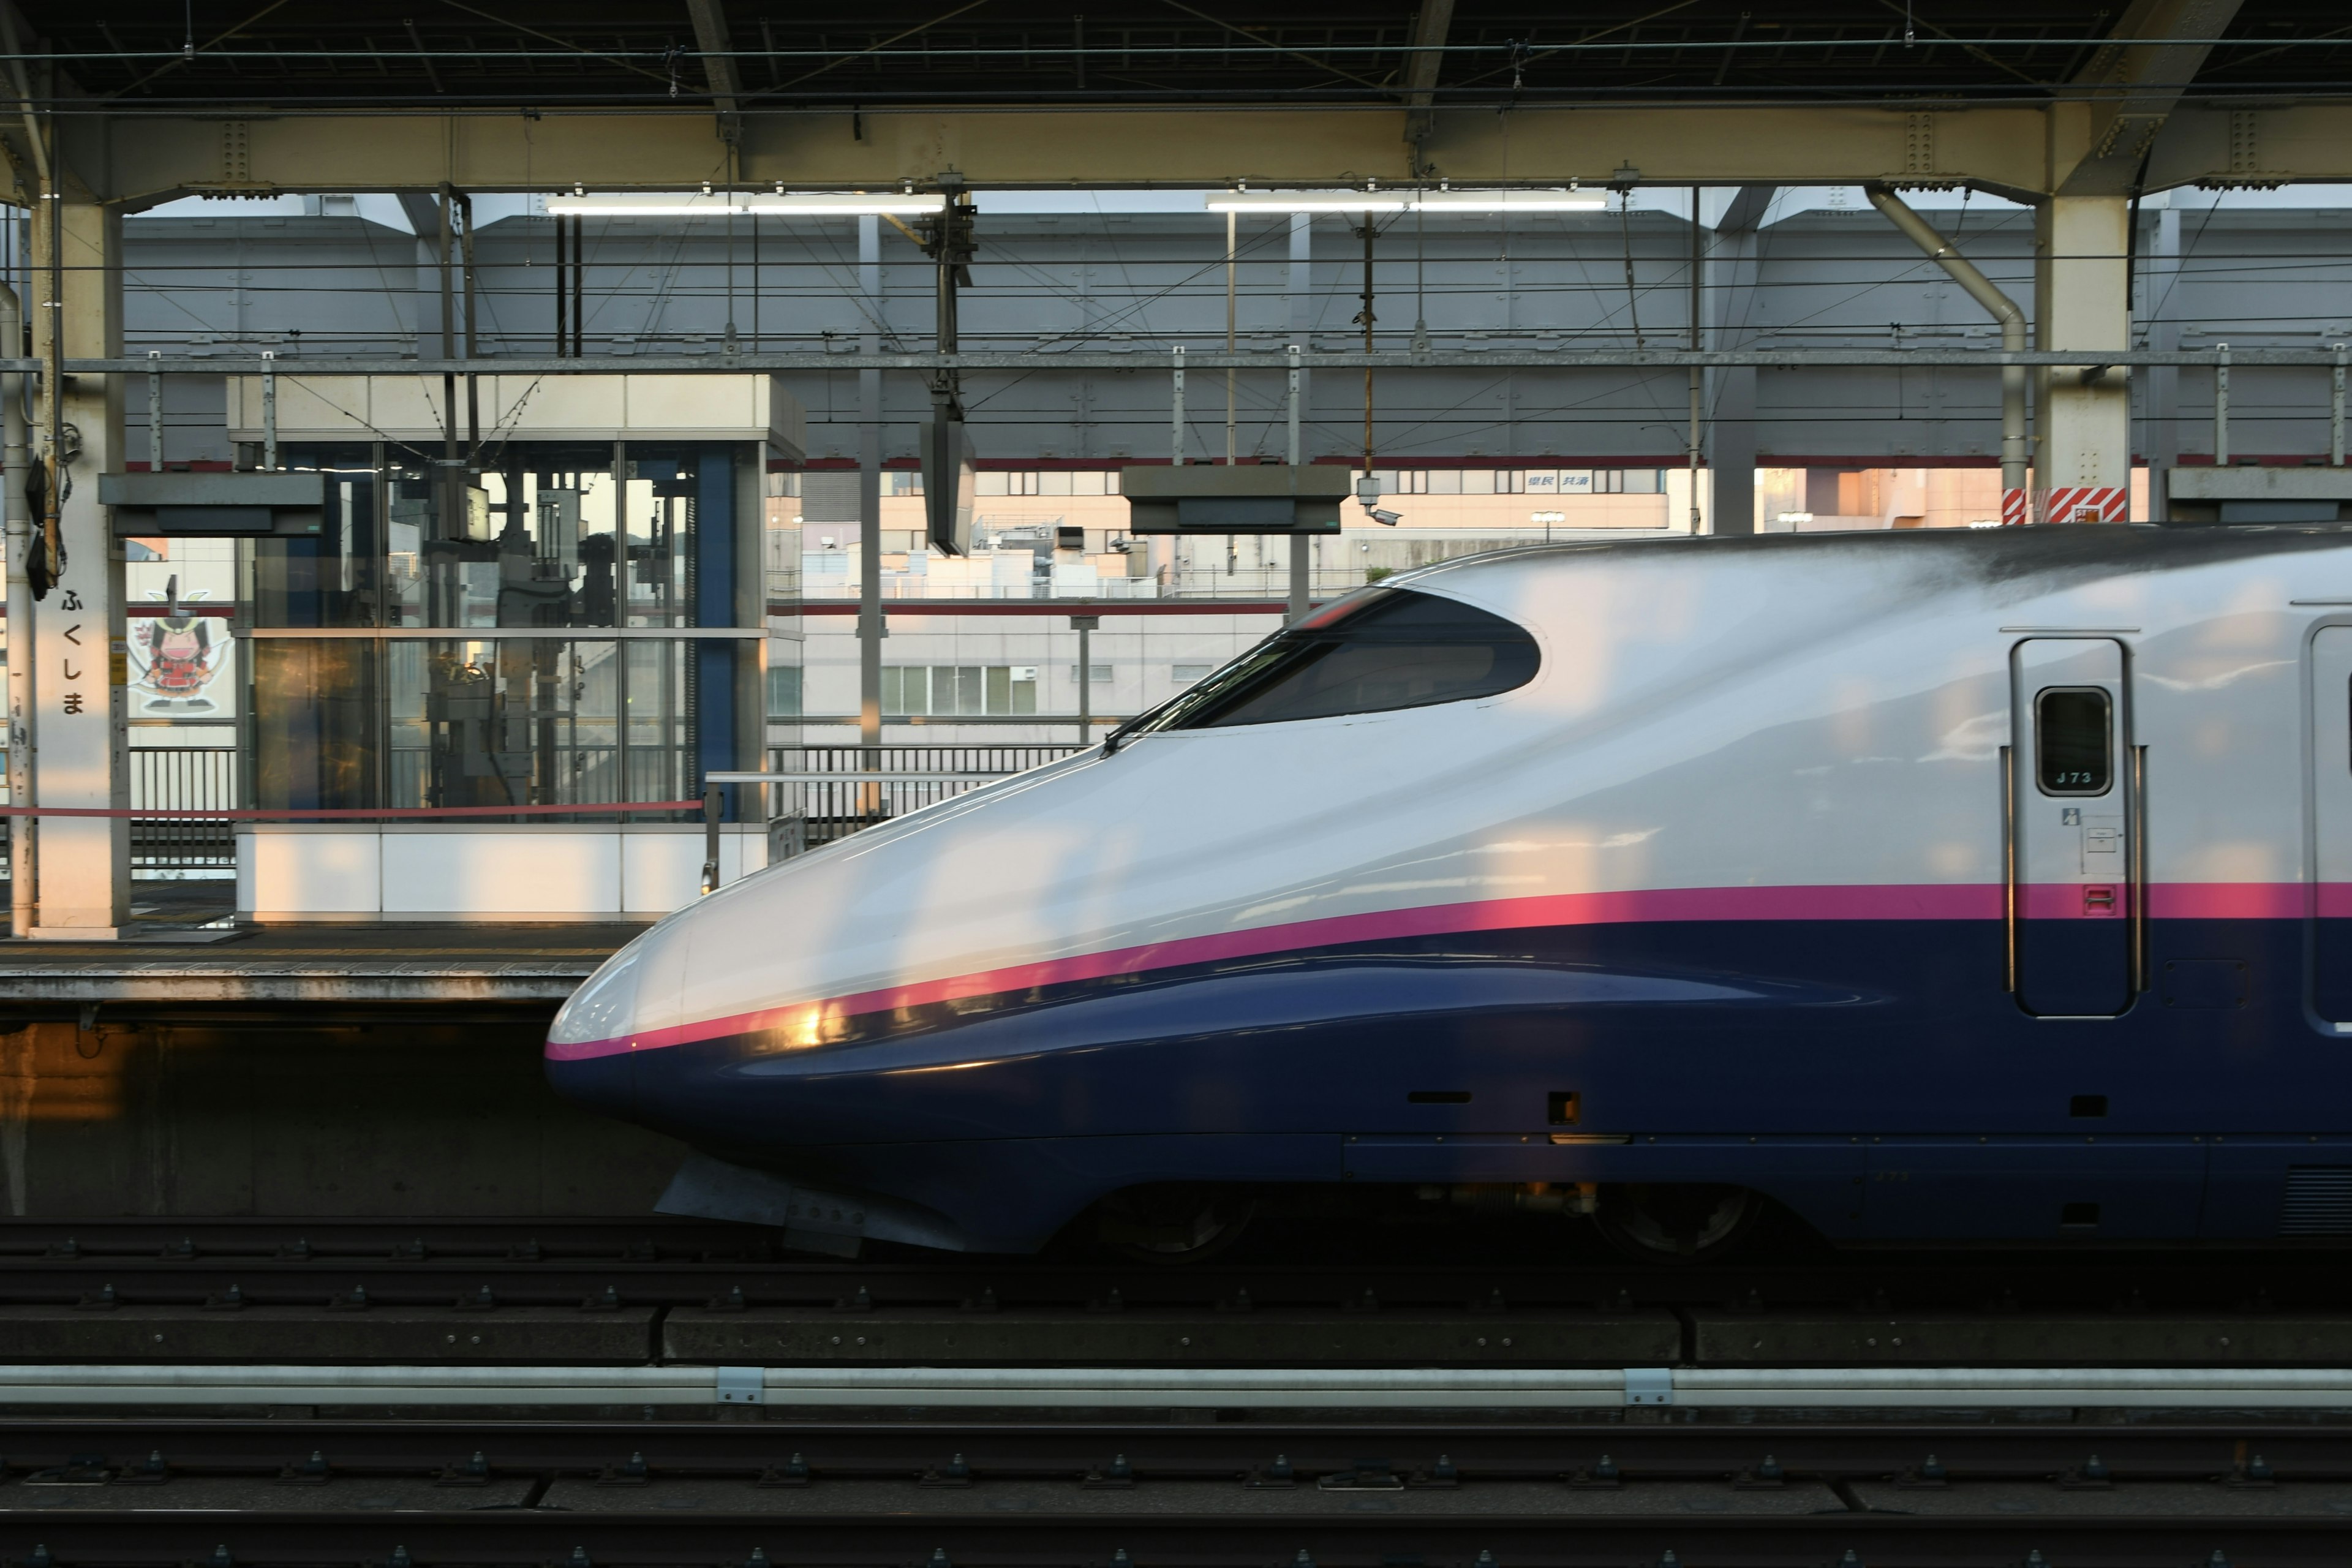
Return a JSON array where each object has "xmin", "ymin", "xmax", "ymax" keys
[
  {"xmin": 2000, "ymin": 488, "xmax": 2029, "ymax": 527},
  {"xmin": 2038, "ymin": 486, "xmax": 2129, "ymax": 524}
]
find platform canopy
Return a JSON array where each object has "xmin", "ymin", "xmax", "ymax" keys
[{"xmin": 9, "ymin": 1, "xmax": 2352, "ymax": 206}]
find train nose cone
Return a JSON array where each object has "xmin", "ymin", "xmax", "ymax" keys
[{"xmin": 543, "ymin": 940, "xmax": 650, "ymax": 1115}]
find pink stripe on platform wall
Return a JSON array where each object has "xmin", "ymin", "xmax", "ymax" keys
[{"xmin": 545, "ymin": 880, "xmax": 2326, "ymax": 1061}]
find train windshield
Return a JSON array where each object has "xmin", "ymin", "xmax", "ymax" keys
[{"xmin": 1119, "ymin": 586, "xmax": 1540, "ymax": 735}]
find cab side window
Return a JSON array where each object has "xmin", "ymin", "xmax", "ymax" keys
[
  {"xmin": 2035, "ymin": 687, "xmax": 2113, "ymax": 795},
  {"xmin": 1129, "ymin": 586, "xmax": 1540, "ymax": 733}
]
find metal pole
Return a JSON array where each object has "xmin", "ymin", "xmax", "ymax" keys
[
  {"xmin": 552, "ymin": 209, "xmax": 566, "ymax": 356},
  {"xmin": 1170, "ymin": 346, "xmax": 1185, "ymax": 466},
  {"xmin": 260, "ymin": 352, "xmax": 277, "ymax": 471},
  {"xmin": 458, "ymin": 192, "xmax": 480, "ymax": 455},
  {"xmin": 1359, "ymin": 215, "xmax": 1375, "ymax": 470},
  {"xmin": 2214, "ymin": 343, "xmax": 2230, "ymax": 467},
  {"xmin": 699, "ymin": 782, "xmax": 722, "ymax": 895},
  {"xmin": 1, "ymin": 284, "xmax": 29, "ymax": 938},
  {"xmin": 146, "ymin": 351, "xmax": 163, "ymax": 471},
  {"xmin": 1687, "ymin": 184, "xmax": 1703, "ymax": 533},
  {"xmin": 438, "ymin": 186, "xmax": 459, "ymax": 547},
  {"xmin": 570, "ymin": 216, "xmax": 584, "ymax": 355},
  {"xmin": 1225, "ymin": 209, "xmax": 1237, "ymax": 464},
  {"xmin": 2332, "ymin": 343, "xmax": 2345, "ymax": 467},
  {"xmin": 1287, "ymin": 343, "xmax": 1308, "ymax": 623},
  {"xmin": 858, "ymin": 216, "xmax": 883, "ymax": 811},
  {"xmin": 1071, "ymin": 614, "xmax": 1098, "ymax": 745}
]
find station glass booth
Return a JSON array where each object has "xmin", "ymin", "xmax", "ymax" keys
[{"xmin": 231, "ymin": 378, "xmax": 788, "ymax": 823}]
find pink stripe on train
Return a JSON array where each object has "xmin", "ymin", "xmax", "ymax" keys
[{"xmin": 544, "ymin": 880, "xmax": 2328, "ymax": 1061}]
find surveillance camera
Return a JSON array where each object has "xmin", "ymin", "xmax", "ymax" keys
[{"xmin": 1371, "ymin": 509, "xmax": 1402, "ymax": 526}]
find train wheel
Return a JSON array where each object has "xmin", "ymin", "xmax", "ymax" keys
[
  {"xmin": 1093, "ymin": 1184, "xmax": 1258, "ymax": 1264},
  {"xmin": 1591, "ymin": 1183, "xmax": 1760, "ymax": 1264}
]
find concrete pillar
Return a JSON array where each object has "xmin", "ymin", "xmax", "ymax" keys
[
  {"xmin": 2034, "ymin": 195, "xmax": 2134, "ymax": 522},
  {"xmin": 29, "ymin": 195, "xmax": 128, "ymax": 935}
]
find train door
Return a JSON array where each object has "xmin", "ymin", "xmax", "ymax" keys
[
  {"xmin": 2010, "ymin": 638, "xmax": 2138, "ymax": 1017},
  {"xmin": 2313, "ymin": 627, "xmax": 2352, "ymax": 1024}
]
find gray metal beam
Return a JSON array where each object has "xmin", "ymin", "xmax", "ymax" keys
[
  {"xmin": 41, "ymin": 349, "xmax": 2345, "ymax": 374},
  {"xmin": 2059, "ymin": 0, "xmax": 2247, "ymax": 197},
  {"xmin": 684, "ymin": 0, "xmax": 744, "ymax": 142},
  {"xmin": 1401, "ymin": 0, "xmax": 1456, "ymax": 162},
  {"xmin": 1716, "ymin": 186, "xmax": 1777, "ymax": 235}
]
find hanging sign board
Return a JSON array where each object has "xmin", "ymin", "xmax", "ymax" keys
[
  {"xmin": 102, "ymin": 471, "xmax": 326, "ymax": 538},
  {"xmin": 1120, "ymin": 465, "xmax": 1352, "ymax": 534}
]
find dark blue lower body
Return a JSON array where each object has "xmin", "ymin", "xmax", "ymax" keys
[{"xmin": 549, "ymin": 916, "xmax": 2352, "ymax": 1253}]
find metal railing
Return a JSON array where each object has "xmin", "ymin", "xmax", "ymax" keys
[
  {"xmin": 759, "ymin": 744, "xmax": 1087, "ymax": 849},
  {"xmin": 129, "ymin": 747, "xmax": 239, "ymax": 875},
  {"xmin": 0, "ymin": 745, "xmax": 249, "ymax": 879}
]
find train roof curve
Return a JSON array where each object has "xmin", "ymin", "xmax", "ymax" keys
[{"xmin": 1389, "ymin": 522, "xmax": 2352, "ymax": 611}]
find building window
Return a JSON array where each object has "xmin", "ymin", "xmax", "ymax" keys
[
  {"xmin": 766, "ymin": 664, "xmax": 802, "ymax": 718},
  {"xmin": 883, "ymin": 665, "xmax": 1038, "ymax": 715},
  {"xmin": 884, "ymin": 472, "xmax": 924, "ymax": 497},
  {"xmin": 1068, "ymin": 664, "xmax": 1112, "ymax": 684},
  {"xmin": 1172, "ymin": 663, "xmax": 1213, "ymax": 685}
]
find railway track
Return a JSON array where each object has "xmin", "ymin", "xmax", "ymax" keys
[
  {"xmin": 0, "ymin": 1415, "xmax": 2348, "ymax": 1565},
  {"xmin": 0, "ymin": 1219, "xmax": 2345, "ymax": 1378},
  {"xmin": 0, "ymin": 1221, "xmax": 2346, "ymax": 1561},
  {"xmin": 0, "ymin": 1218, "xmax": 2347, "ymax": 1310}
]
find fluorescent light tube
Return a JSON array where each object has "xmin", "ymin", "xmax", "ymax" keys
[
  {"xmin": 548, "ymin": 192, "xmax": 948, "ymax": 219},
  {"xmin": 1205, "ymin": 192, "xmax": 1411, "ymax": 213},
  {"xmin": 1415, "ymin": 190, "xmax": 1607, "ymax": 212}
]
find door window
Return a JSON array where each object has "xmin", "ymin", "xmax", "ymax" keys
[{"xmin": 2035, "ymin": 687, "xmax": 2113, "ymax": 795}]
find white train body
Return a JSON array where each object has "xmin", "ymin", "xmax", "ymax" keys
[{"xmin": 549, "ymin": 527, "xmax": 2352, "ymax": 1254}]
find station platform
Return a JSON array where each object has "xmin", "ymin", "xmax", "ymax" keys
[{"xmin": 0, "ymin": 919, "xmax": 630, "ymax": 1020}]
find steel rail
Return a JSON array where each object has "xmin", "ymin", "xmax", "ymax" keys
[
  {"xmin": 0, "ymin": 1414, "xmax": 2345, "ymax": 1476},
  {"xmin": 10, "ymin": 347, "xmax": 2349, "ymax": 374},
  {"xmin": 13, "ymin": 1363, "xmax": 2352, "ymax": 1408},
  {"xmin": 2, "ymin": 1510, "xmax": 2335, "ymax": 1568}
]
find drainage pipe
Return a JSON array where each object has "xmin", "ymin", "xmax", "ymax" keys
[{"xmin": 1866, "ymin": 184, "xmax": 2029, "ymax": 512}]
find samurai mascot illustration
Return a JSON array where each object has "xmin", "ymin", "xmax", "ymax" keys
[{"xmin": 138, "ymin": 575, "xmax": 222, "ymax": 712}]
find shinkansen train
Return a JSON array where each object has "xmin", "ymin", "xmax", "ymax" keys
[{"xmin": 547, "ymin": 525, "xmax": 2352, "ymax": 1261}]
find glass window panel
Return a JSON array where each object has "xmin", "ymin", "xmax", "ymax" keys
[
  {"xmin": 767, "ymin": 665, "xmax": 802, "ymax": 718},
  {"xmin": 1010, "ymin": 666, "xmax": 1038, "ymax": 714},
  {"xmin": 2036, "ymin": 687, "xmax": 2113, "ymax": 796},
  {"xmin": 252, "ymin": 639, "xmax": 382, "ymax": 809},
  {"xmin": 985, "ymin": 665, "xmax": 1011, "ymax": 713},
  {"xmin": 251, "ymin": 446, "xmax": 379, "ymax": 629},
  {"xmin": 622, "ymin": 450, "xmax": 697, "ymax": 628},
  {"xmin": 1132, "ymin": 587, "xmax": 1540, "ymax": 733}
]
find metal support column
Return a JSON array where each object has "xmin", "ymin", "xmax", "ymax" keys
[
  {"xmin": 1287, "ymin": 343, "xmax": 1308, "ymax": 622},
  {"xmin": 2144, "ymin": 202, "xmax": 2181, "ymax": 521},
  {"xmin": 2, "ymin": 284, "xmax": 29, "ymax": 937},
  {"xmin": 2214, "ymin": 344, "xmax": 2230, "ymax": 467},
  {"xmin": 2332, "ymin": 343, "xmax": 2345, "ymax": 467},
  {"xmin": 858, "ymin": 216, "xmax": 883, "ymax": 791},
  {"xmin": 1686, "ymin": 185, "xmax": 1703, "ymax": 533},
  {"xmin": 145, "ymin": 352, "xmax": 162, "ymax": 470},
  {"xmin": 1071, "ymin": 615, "xmax": 1098, "ymax": 745}
]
